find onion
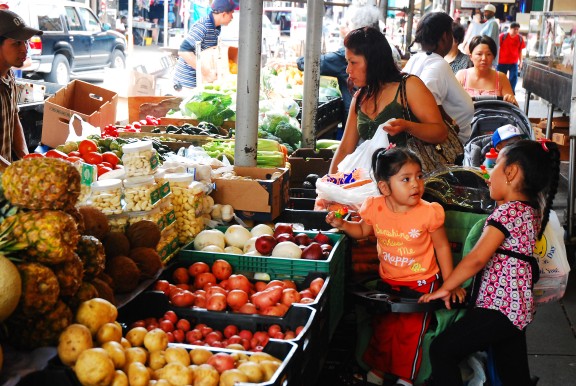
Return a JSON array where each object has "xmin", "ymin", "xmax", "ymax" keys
[
  {"xmin": 193, "ymin": 229, "xmax": 225, "ymax": 250},
  {"xmin": 250, "ymin": 224, "xmax": 274, "ymax": 237},
  {"xmin": 224, "ymin": 225, "xmax": 252, "ymax": 248},
  {"xmin": 271, "ymin": 241, "xmax": 302, "ymax": 259},
  {"xmin": 202, "ymin": 245, "xmax": 224, "ymax": 253},
  {"xmin": 224, "ymin": 246, "xmax": 243, "ymax": 255},
  {"xmin": 243, "ymin": 236, "xmax": 259, "ymax": 253}
]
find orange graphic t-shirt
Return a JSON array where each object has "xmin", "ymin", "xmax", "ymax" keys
[{"xmin": 359, "ymin": 196, "xmax": 445, "ymax": 282}]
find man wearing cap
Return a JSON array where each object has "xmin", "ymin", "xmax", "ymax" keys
[
  {"xmin": 480, "ymin": 4, "xmax": 500, "ymax": 65},
  {"xmin": 0, "ymin": 9, "xmax": 43, "ymax": 167},
  {"xmin": 173, "ymin": 0, "xmax": 234, "ymax": 91}
]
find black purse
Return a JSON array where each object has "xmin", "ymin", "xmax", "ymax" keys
[{"xmin": 400, "ymin": 74, "xmax": 464, "ymax": 173}]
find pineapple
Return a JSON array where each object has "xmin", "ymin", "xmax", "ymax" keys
[
  {"xmin": 4, "ymin": 210, "xmax": 80, "ymax": 265},
  {"xmin": 5, "ymin": 300, "xmax": 73, "ymax": 349},
  {"xmin": 1, "ymin": 157, "xmax": 80, "ymax": 210},
  {"xmin": 16, "ymin": 261, "xmax": 60, "ymax": 316},
  {"xmin": 76, "ymin": 235, "xmax": 106, "ymax": 280},
  {"xmin": 52, "ymin": 253, "xmax": 84, "ymax": 297},
  {"xmin": 0, "ymin": 220, "xmax": 27, "ymax": 321}
]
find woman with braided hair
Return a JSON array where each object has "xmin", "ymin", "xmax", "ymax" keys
[{"xmin": 420, "ymin": 139, "xmax": 560, "ymax": 386}]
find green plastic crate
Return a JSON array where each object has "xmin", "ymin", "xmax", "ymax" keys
[{"xmin": 179, "ymin": 231, "xmax": 346, "ymax": 279}]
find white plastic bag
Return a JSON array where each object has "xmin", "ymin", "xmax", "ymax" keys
[
  {"xmin": 67, "ymin": 114, "xmax": 101, "ymax": 142},
  {"xmin": 533, "ymin": 210, "xmax": 571, "ymax": 303},
  {"xmin": 337, "ymin": 122, "xmax": 390, "ymax": 174},
  {"xmin": 315, "ymin": 179, "xmax": 380, "ymax": 211}
]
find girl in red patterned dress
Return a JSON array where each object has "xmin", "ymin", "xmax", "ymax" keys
[
  {"xmin": 326, "ymin": 146, "xmax": 466, "ymax": 386},
  {"xmin": 420, "ymin": 140, "xmax": 560, "ymax": 386}
]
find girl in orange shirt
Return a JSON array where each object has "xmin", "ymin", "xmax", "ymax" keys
[{"xmin": 326, "ymin": 146, "xmax": 465, "ymax": 386}]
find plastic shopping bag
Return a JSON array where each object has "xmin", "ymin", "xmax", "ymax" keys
[
  {"xmin": 67, "ymin": 114, "xmax": 101, "ymax": 143},
  {"xmin": 337, "ymin": 123, "xmax": 390, "ymax": 173},
  {"xmin": 533, "ymin": 210, "xmax": 571, "ymax": 303}
]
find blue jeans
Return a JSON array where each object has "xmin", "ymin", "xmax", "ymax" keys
[{"xmin": 497, "ymin": 63, "xmax": 519, "ymax": 94}]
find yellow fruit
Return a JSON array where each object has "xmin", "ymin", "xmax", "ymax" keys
[{"xmin": 0, "ymin": 256, "xmax": 22, "ymax": 321}]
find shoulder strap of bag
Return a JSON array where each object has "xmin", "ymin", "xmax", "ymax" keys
[
  {"xmin": 496, "ymin": 248, "xmax": 540, "ymax": 284},
  {"xmin": 400, "ymin": 74, "xmax": 412, "ymax": 121}
]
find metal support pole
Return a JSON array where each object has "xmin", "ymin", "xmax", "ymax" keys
[
  {"xmin": 127, "ymin": 0, "xmax": 133, "ymax": 52},
  {"xmin": 406, "ymin": 0, "xmax": 415, "ymax": 50},
  {"xmin": 301, "ymin": 0, "xmax": 324, "ymax": 148},
  {"xmin": 163, "ymin": 0, "xmax": 169, "ymax": 47},
  {"xmin": 234, "ymin": 0, "xmax": 263, "ymax": 167},
  {"xmin": 567, "ymin": 42, "xmax": 576, "ymax": 238}
]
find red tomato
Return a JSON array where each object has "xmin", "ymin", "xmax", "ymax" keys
[
  {"xmin": 172, "ymin": 329, "xmax": 185, "ymax": 343},
  {"xmin": 45, "ymin": 149, "xmax": 68, "ymax": 159},
  {"xmin": 171, "ymin": 291, "xmax": 195, "ymax": 307},
  {"xmin": 154, "ymin": 280, "xmax": 171, "ymax": 296},
  {"xmin": 176, "ymin": 319, "xmax": 191, "ymax": 332},
  {"xmin": 309, "ymin": 277, "xmax": 325, "ymax": 297},
  {"xmin": 78, "ymin": 139, "xmax": 98, "ymax": 156},
  {"xmin": 223, "ymin": 324, "xmax": 239, "ymax": 339},
  {"xmin": 132, "ymin": 121, "xmax": 142, "ymax": 129},
  {"xmin": 66, "ymin": 156, "xmax": 83, "ymax": 163},
  {"xmin": 100, "ymin": 161, "xmax": 113, "ymax": 169},
  {"xmin": 226, "ymin": 290, "xmax": 249, "ymax": 310},
  {"xmin": 194, "ymin": 272, "xmax": 217, "ymax": 290},
  {"xmin": 68, "ymin": 151, "xmax": 81, "ymax": 157},
  {"xmin": 172, "ymin": 267, "xmax": 189, "ymax": 284},
  {"xmin": 23, "ymin": 153, "xmax": 44, "ymax": 159},
  {"xmin": 206, "ymin": 293, "xmax": 227, "ymax": 311},
  {"xmin": 159, "ymin": 319, "xmax": 175, "ymax": 333},
  {"xmin": 97, "ymin": 164, "xmax": 112, "ymax": 177},
  {"xmin": 162, "ymin": 310, "xmax": 178, "ymax": 324},
  {"xmin": 268, "ymin": 324, "xmax": 282, "ymax": 337},
  {"xmin": 188, "ymin": 261, "xmax": 210, "ymax": 277},
  {"xmin": 212, "ymin": 259, "xmax": 233, "ymax": 281},
  {"xmin": 83, "ymin": 151, "xmax": 103, "ymax": 165},
  {"xmin": 102, "ymin": 152, "xmax": 120, "ymax": 167}
]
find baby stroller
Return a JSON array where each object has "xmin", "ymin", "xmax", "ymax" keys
[{"xmin": 463, "ymin": 96, "xmax": 535, "ymax": 167}]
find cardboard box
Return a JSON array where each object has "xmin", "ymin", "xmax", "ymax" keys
[
  {"xmin": 288, "ymin": 148, "xmax": 333, "ymax": 189},
  {"xmin": 42, "ymin": 80, "xmax": 117, "ymax": 148},
  {"xmin": 127, "ymin": 96, "xmax": 182, "ymax": 123},
  {"xmin": 210, "ymin": 167, "xmax": 290, "ymax": 221}
]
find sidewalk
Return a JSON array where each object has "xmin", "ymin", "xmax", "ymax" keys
[{"xmin": 514, "ymin": 78, "xmax": 576, "ymax": 386}]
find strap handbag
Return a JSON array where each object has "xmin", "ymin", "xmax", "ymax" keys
[{"xmin": 399, "ymin": 74, "xmax": 464, "ymax": 173}]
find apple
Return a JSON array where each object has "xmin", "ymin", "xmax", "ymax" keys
[
  {"xmin": 294, "ymin": 233, "xmax": 311, "ymax": 246},
  {"xmin": 255, "ymin": 235, "xmax": 278, "ymax": 255},
  {"xmin": 301, "ymin": 242, "xmax": 324, "ymax": 260},
  {"xmin": 273, "ymin": 223, "xmax": 294, "ymax": 238}
]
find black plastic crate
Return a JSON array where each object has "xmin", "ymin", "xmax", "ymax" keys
[
  {"xmin": 275, "ymin": 208, "xmax": 331, "ymax": 231},
  {"xmin": 289, "ymin": 188, "xmax": 317, "ymax": 199},
  {"xmin": 286, "ymin": 197, "xmax": 316, "ymax": 210}
]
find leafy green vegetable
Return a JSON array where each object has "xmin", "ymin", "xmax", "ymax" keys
[
  {"xmin": 181, "ymin": 90, "xmax": 236, "ymax": 126},
  {"xmin": 275, "ymin": 122, "xmax": 302, "ymax": 148}
]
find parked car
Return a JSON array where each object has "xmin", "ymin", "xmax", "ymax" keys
[
  {"xmin": 219, "ymin": 12, "xmax": 281, "ymax": 57},
  {"xmin": 8, "ymin": 0, "xmax": 127, "ymax": 84},
  {"xmin": 264, "ymin": 7, "xmax": 307, "ymax": 40}
]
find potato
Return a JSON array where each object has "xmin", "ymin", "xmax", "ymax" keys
[
  {"xmin": 143, "ymin": 328, "xmax": 169, "ymax": 352},
  {"xmin": 156, "ymin": 362, "xmax": 193, "ymax": 386},
  {"xmin": 57, "ymin": 324, "xmax": 93, "ymax": 366},
  {"xmin": 248, "ymin": 351, "xmax": 282, "ymax": 364},
  {"xmin": 101, "ymin": 341, "xmax": 126, "ymax": 369},
  {"xmin": 189, "ymin": 348, "xmax": 212, "ymax": 365},
  {"xmin": 165, "ymin": 346, "xmax": 191, "ymax": 366},
  {"xmin": 110, "ymin": 370, "xmax": 128, "ymax": 386},
  {"xmin": 97, "ymin": 322, "xmax": 123, "ymax": 345},
  {"xmin": 119, "ymin": 337, "xmax": 131, "ymax": 349},
  {"xmin": 219, "ymin": 369, "xmax": 248, "ymax": 386},
  {"xmin": 191, "ymin": 363, "xmax": 219, "ymax": 386},
  {"xmin": 75, "ymin": 298, "xmax": 118, "ymax": 336},
  {"xmin": 127, "ymin": 361, "xmax": 150, "ymax": 386},
  {"xmin": 148, "ymin": 350, "xmax": 166, "ymax": 371},
  {"xmin": 237, "ymin": 361, "xmax": 264, "ymax": 383},
  {"xmin": 260, "ymin": 360, "xmax": 280, "ymax": 382},
  {"xmin": 125, "ymin": 327, "xmax": 147, "ymax": 347},
  {"xmin": 122, "ymin": 347, "xmax": 148, "ymax": 373},
  {"xmin": 74, "ymin": 348, "xmax": 115, "ymax": 386}
]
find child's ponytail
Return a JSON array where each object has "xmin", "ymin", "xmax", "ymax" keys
[{"xmin": 538, "ymin": 141, "xmax": 560, "ymax": 238}]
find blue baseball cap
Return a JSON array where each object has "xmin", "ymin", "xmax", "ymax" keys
[
  {"xmin": 492, "ymin": 124, "xmax": 525, "ymax": 148},
  {"xmin": 211, "ymin": 0, "xmax": 235, "ymax": 13}
]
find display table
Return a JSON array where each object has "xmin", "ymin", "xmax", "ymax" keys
[{"xmin": 132, "ymin": 21, "xmax": 158, "ymax": 46}]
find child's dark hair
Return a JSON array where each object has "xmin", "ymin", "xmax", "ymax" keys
[
  {"xmin": 371, "ymin": 147, "xmax": 422, "ymax": 182},
  {"xmin": 502, "ymin": 139, "xmax": 560, "ymax": 238}
]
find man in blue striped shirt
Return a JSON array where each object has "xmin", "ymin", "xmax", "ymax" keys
[{"xmin": 173, "ymin": 0, "xmax": 235, "ymax": 90}]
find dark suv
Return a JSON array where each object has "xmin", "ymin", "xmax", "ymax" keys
[{"xmin": 10, "ymin": 0, "xmax": 127, "ymax": 84}]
